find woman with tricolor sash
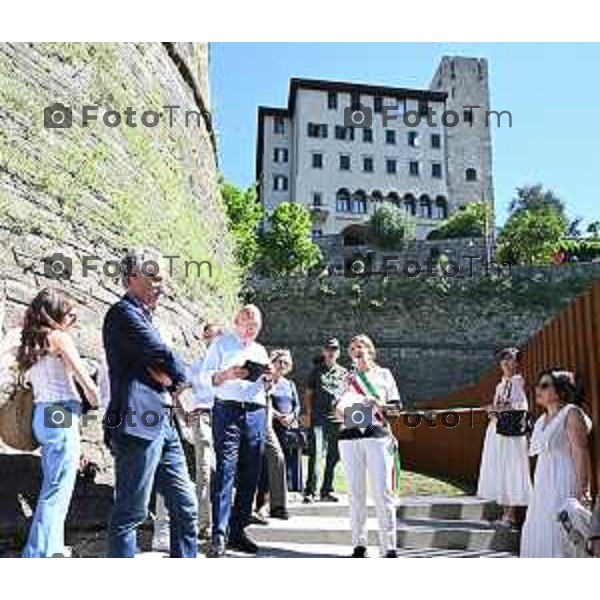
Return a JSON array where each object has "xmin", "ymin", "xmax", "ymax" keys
[{"xmin": 336, "ymin": 334, "xmax": 401, "ymax": 558}]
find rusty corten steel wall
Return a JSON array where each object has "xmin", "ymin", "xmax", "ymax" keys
[{"xmin": 391, "ymin": 279, "xmax": 600, "ymax": 489}]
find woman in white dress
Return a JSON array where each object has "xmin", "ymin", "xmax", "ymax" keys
[
  {"xmin": 336, "ymin": 334, "xmax": 401, "ymax": 558},
  {"xmin": 477, "ymin": 348, "xmax": 532, "ymax": 527},
  {"xmin": 520, "ymin": 369, "xmax": 592, "ymax": 557}
]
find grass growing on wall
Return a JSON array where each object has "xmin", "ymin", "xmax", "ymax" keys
[{"xmin": 0, "ymin": 42, "xmax": 240, "ymax": 311}]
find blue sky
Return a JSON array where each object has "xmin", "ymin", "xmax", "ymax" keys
[{"xmin": 210, "ymin": 42, "xmax": 600, "ymax": 228}]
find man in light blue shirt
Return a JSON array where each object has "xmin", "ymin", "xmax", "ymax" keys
[{"xmin": 200, "ymin": 304, "xmax": 271, "ymax": 557}]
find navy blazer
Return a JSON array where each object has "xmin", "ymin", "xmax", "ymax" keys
[{"xmin": 103, "ymin": 294, "xmax": 187, "ymax": 442}]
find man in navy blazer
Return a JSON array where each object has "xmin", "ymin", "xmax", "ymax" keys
[{"xmin": 104, "ymin": 248, "xmax": 198, "ymax": 558}]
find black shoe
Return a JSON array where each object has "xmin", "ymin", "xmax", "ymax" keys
[
  {"xmin": 207, "ymin": 536, "xmax": 226, "ymax": 558},
  {"xmin": 385, "ymin": 550, "xmax": 398, "ymax": 558},
  {"xmin": 227, "ymin": 532, "xmax": 259, "ymax": 554},
  {"xmin": 349, "ymin": 545, "xmax": 368, "ymax": 558},
  {"xmin": 270, "ymin": 507, "xmax": 290, "ymax": 520},
  {"xmin": 319, "ymin": 493, "xmax": 339, "ymax": 503},
  {"xmin": 303, "ymin": 494, "xmax": 315, "ymax": 504}
]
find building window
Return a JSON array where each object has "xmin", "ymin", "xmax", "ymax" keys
[
  {"xmin": 339, "ymin": 155, "xmax": 351, "ymax": 171},
  {"xmin": 374, "ymin": 96, "xmax": 383, "ymax": 113},
  {"xmin": 307, "ymin": 122, "xmax": 328, "ymax": 138},
  {"xmin": 409, "ymin": 161, "xmax": 419, "ymax": 176},
  {"xmin": 312, "ymin": 153, "xmax": 323, "ymax": 169},
  {"xmin": 336, "ymin": 188, "xmax": 350, "ymax": 212},
  {"xmin": 466, "ymin": 168, "xmax": 477, "ymax": 181},
  {"xmin": 273, "ymin": 117, "xmax": 285, "ymax": 134},
  {"xmin": 418, "ymin": 100, "xmax": 429, "ymax": 117},
  {"xmin": 363, "ymin": 157, "xmax": 374, "ymax": 173},
  {"xmin": 273, "ymin": 175, "xmax": 288, "ymax": 191},
  {"xmin": 273, "ymin": 147, "xmax": 288, "ymax": 163},
  {"xmin": 312, "ymin": 192, "xmax": 322, "ymax": 207},
  {"xmin": 385, "ymin": 130, "xmax": 396, "ymax": 145},
  {"xmin": 431, "ymin": 133, "xmax": 441, "ymax": 149},
  {"xmin": 351, "ymin": 91, "xmax": 361, "ymax": 111},
  {"xmin": 431, "ymin": 163, "xmax": 442, "ymax": 179},
  {"xmin": 386, "ymin": 159, "xmax": 397, "ymax": 174},
  {"xmin": 463, "ymin": 109, "xmax": 473, "ymax": 124},
  {"xmin": 335, "ymin": 125, "xmax": 355, "ymax": 141},
  {"xmin": 363, "ymin": 128, "xmax": 373, "ymax": 143},
  {"xmin": 328, "ymin": 91, "xmax": 337, "ymax": 110},
  {"xmin": 408, "ymin": 131, "xmax": 418, "ymax": 147}
]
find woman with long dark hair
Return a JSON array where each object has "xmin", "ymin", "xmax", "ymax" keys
[
  {"xmin": 18, "ymin": 288, "xmax": 99, "ymax": 557},
  {"xmin": 520, "ymin": 369, "xmax": 592, "ymax": 557}
]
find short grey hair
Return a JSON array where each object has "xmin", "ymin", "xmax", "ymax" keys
[{"xmin": 120, "ymin": 247, "xmax": 163, "ymax": 287}]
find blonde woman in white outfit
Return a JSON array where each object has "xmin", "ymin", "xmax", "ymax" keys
[
  {"xmin": 477, "ymin": 347, "xmax": 532, "ymax": 527},
  {"xmin": 336, "ymin": 334, "xmax": 401, "ymax": 558}
]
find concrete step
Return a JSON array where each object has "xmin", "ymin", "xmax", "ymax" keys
[
  {"xmin": 289, "ymin": 495, "xmax": 501, "ymax": 521},
  {"xmin": 247, "ymin": 515, "xmax": 519, "ymax": 553}
]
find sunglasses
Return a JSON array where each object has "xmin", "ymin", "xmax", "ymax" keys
[{"xmin": 536, "ymin": 380, "xmax": 553, "ymax": 391}]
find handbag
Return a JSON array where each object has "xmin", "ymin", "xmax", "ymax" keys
[
  {"xmin": 0, "ymin": 367, "xmax": 38, "ymax": 451},
  {"xmin": 282, "ymin": 426, "xmax": 308, "ymax": 450},
  {"xmin": 496, "ymin": 410, "xmax": 532, "ymax": 437},
  {"xmin": 494, "ymin": 379, "xmax": 531, "ymax": 437},
  {"xmin": 557, "ymin": 498, "xmax": 592, "ymax": 557}
]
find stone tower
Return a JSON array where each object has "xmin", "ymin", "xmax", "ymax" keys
[{"xmin": 430, "ymin": 56, "xmax": 494, "ymax": 216}]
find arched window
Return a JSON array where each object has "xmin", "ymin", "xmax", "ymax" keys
[
  {"xmin": 371, "ymin": 190, "xmax": 384, "ymax": 204},
  {"xmin": 403, "ymin": 193, "xmax": 416, "ymax": 216},
  {"xmin": 434, "ymin": 196, "xmax": 448, "ymax": 219},
  {"xmin": 386, "ymin": 192, "xmax": 400, "ymax": 207},
  {"xmin": 419, "ymin": 195, "xmax": 432, "ymax": 218},
  {"xmin": 336, "ymin": 188, "xmax": 350, "ymax": 212},
  {"xmin": 352, "ymin": 190, "xmax": 367, "ymax": 214},
  {"xmin": 466, "ymin": 168, "xmax": 477, "ymax": 182}
]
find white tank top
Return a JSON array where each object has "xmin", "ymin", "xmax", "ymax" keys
[{"xmin": 27, "ymin": 354, "xmax": 80, "ymax": 404}]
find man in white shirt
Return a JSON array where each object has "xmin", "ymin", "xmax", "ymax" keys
[{"xmin": 200, "ymin": 304, "xmax": 271, "ymax": 557}]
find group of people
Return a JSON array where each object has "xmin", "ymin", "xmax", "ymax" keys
[
  {"xmin": 477, "ymin": 347, "xmax": 600, "ymax": 557},
  {"xmin": 5, "ymin": 246, "xmax": 600, "ymax": 558},
  {"xmin": 8, "ymin": 247, "xmax": 404, "ymax": 558}
]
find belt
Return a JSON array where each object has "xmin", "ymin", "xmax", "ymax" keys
[{"xmin": 217, "ymin": 399, "xmax": 266, "ymax": 411}]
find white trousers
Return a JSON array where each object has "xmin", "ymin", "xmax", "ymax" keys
[{"xmin": 339, "ymin": 436, "xmax": 397, "ymax": 555}]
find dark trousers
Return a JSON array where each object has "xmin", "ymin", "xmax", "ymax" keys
[
  {"xmin": 107, "ymin": 418, "xmax": 198, "ymax": 558},
  {"xmin": 273, "ymin": 423, "xmax": 303, "ymax": 492},
  {"xmin": 304, "ymin": 421, "xmax": 340, "ymax": 496},
  {"xmin": 211, "ymin": 402, "xmax": 267, "ymax": 541}
]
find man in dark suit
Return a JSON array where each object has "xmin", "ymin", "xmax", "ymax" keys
[{"xmin": 104, "ymin": 248, "xmax": 198, "ymax": 558}]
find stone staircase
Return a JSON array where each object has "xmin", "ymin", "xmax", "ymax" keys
[{"xmin": 243, "ymin": 495, "xmax": 520, "ymax": 558}]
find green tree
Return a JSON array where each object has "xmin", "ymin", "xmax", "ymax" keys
[
  {"xmin": 427, "ymin": 201, "xmax": 491, "ymax": 240},
  {"xmin": 497, "ymin": 207, "xmax": 568, "ymax": 265},
  {"xmin": 220, "ymin": 180, "xmax": 262, "ymax": 270},
  {"xmin": 259, "ymin": 202, "xmax": 322, "ymax": 275},
  {"xmin": 509, "ymin": 184, "xmax": 566, "ymax": 215},
  {"xmin": 368, "ymin": 202, "xmax": 415, "ymax": 249}
]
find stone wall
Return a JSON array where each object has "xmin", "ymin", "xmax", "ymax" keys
[
  {"xmin": 0, "ymin": 42, "xmax": 239, "ymax": 542},
  {"xmin": 250, "ymin": 263, "xmax": 600, "ymax": 406}
]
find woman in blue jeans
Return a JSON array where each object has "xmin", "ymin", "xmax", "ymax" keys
[{"xmin": 17, "ymin": 288, "xmax": 99, "ymax": 557}]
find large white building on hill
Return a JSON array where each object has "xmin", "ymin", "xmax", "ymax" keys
[{"xmin": 256, "ymin": 56, "xmax": 494, "ymax": 243}]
